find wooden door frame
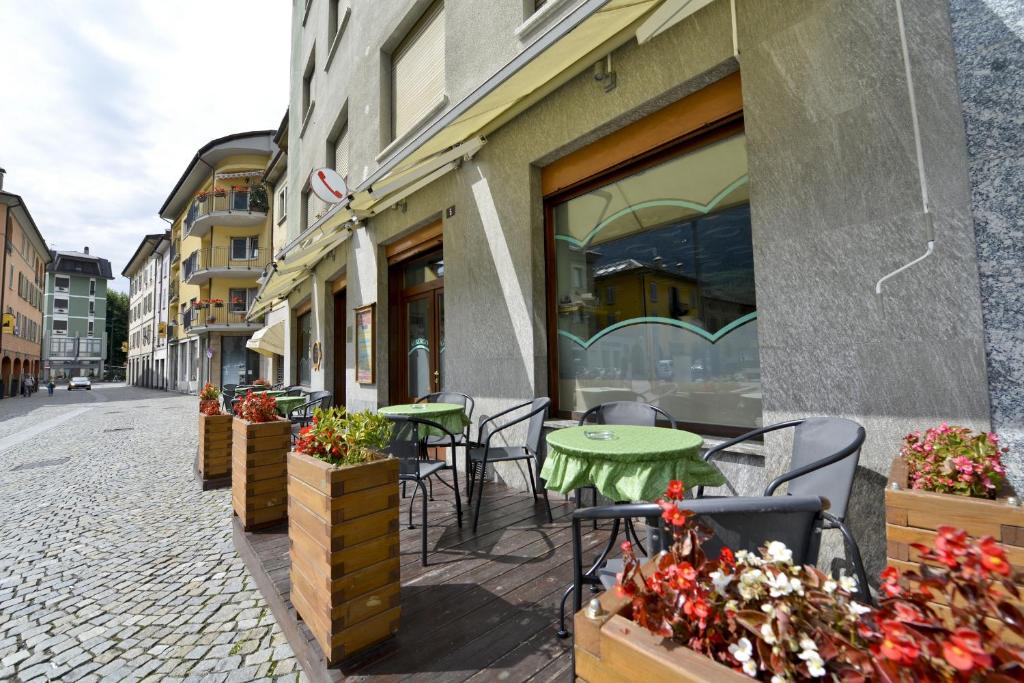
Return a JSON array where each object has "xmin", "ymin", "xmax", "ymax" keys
[
  {"xmin": 388, "ymin": 247, "xmax": 444, "ymax": 404},
  {"xmin": 333, "ymin": 288, "xmax": 346, "ymax": 407}
]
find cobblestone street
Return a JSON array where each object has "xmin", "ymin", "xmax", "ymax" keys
[{"xmin": 0, "ymin": 384, "xmax": 302, "ymax": 682}]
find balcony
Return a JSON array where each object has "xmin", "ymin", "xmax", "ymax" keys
[
  {"xmin": 47, "ymin": 336, "xmax": 104, "ymax": 360},
  {"xmin": 182, "ymin": 247, "xmax": 269, "ymax": 286},
  {"xmin": 169, "ymin": 280, "xmax": 178, "ymax": 302},
  {"xmin": 182, "ymin": 307, "xmax": 263, "ymax": 334},
  {"xmin": 170, "ymin": 242, "xmax": 178, "ymax": 263},
  {"xmin": 183, "ymin": 188, "xmax": 268, "ymax": 239}
]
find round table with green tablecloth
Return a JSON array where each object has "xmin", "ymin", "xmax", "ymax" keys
[
  {"xmin": 274, "ymin": 396, "xmax": 308, "ymax": 418},
  {"xmin": 541, "ymin": 424, "xmax": 723, "ymax": 502},
  {"xmin": 377, "ymin": 403, "xmax": 470, "ymax": 438}
]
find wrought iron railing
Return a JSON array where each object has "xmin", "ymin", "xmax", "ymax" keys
[
  {"xmin": 182, "ymin": 247, "xmax": 269, "ymax": 281},
  {"xmin": 182, "ymin": 307, "xmax": 262, "ymax": 330},
  {"xmin": 183, "ymin": 188, "xmax": 268, "ymax": 237}
]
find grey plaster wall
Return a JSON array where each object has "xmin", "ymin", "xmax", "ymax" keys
[{"xmin": 948, "ymin": 0, "xmax": 1024, "ymax": 488}]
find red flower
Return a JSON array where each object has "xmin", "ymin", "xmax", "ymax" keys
[
  {"xmin": 718, "ymin": 547, "xmax": 735, "ymax": 568},
  {"xmin": 665, "ymin": 480, "xmax": 685, "ymax": 501},
  {"xmin": 660, "ymin": 501, "xmax": 690, "ymax": 527},
  {"xmin": 877, "ymin": 620, "xmax": 920, "ymax": 665},
  {"xmin": 942, "ymin": 629, "xmax": 991, "ymax": 671},
  {"xmin": 978, "ymin": 537, "xmax": 1011, "ymax": 576},
  {"xmin": 880, "ymin": 566, "xmax": 902, "ymax": 597}
]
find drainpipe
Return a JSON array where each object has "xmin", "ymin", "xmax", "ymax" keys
[{"xmin": 875, "ymin": 0, "xmax": 934, "ymax": 295}]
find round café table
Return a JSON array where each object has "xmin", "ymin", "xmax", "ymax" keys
[
  {"xmin": 541, "ymin": 424, "xmax": 723, "ymax": 502},
  {"xmin": 275, "ymin": 396, "xmax": 308, "ymax": 418},
  {"xmin": 377, "ymin": 403, "xmax": 470, "ymax": 437}
]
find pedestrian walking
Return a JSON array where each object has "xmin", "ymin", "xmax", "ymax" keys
[
  {"xmin": 47, "ymin": 379, "xmax": 55, "ymax": 395},
  {"xmin": 24, "ymin": 376, "xmax": 35, "ymax": 396}
]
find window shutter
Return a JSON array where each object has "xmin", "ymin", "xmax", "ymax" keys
[
  {"xmin": 392, "ymin": 2, "xmax": 445, "ymax": 140},
  {"xmin": 334, "ymin": 125, "xmax": 350, "ymax": 181},
  {"xmin": 306, "ymin": 190, "xmax": 319, "ymax": 228}
]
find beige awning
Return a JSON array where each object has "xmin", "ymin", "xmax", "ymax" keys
[{"xmin": 246, "ymin": 320, "xmax": 285, "ymax": 357}]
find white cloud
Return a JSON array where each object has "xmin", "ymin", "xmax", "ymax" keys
[{"xmin": 0, "ymin": 0, "xmax": 291, "ymax": 291}]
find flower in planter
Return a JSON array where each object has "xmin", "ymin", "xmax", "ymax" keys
[
  {"xmin": 210, "ymin": 298, "xmax": 224, "ymax": 307},
  {"xmin": 902, "ymin": 424, "xmax": 1009, "ymax": 498},
  {"xmin": 617, "ymin": 481, "xmax": 1024, "ymax": 681},
  {"xmin": 233, "ymin": 390, "xmax": 278, "ymax": 423},
  {"xmin": 294, "ymin": 406, "xmax": 393, "ymax": 466},
  {"xmin": 198, "ymin": 382, "xmax": 222, "ymax": 415},
  {"xmin": 252, "ymin": 378, "xmax": 271, "ymax": 387}
]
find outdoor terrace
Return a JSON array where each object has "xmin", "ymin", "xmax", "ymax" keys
[{"xmin": 235, "ymin": 481, "xmax": 593, "ymax": 682}]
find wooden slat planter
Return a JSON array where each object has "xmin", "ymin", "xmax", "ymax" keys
[
  {"xmin": 197, "ymin": 413, "xmax": 233, "ymax": 488},
  {"xmin": 287, "ymin": 451, "xmax": 401, "ymax": 665},
  {"xmin": 232, "ymin": 418, "xmax": 291, "ymax": 530},
  {"xmin": 886, "ymin": 454, "xmax": 1024, "ymax": 639},
  {"xmin": 574, "ymin": 574, "xmax": 747, "ymax": 682}
]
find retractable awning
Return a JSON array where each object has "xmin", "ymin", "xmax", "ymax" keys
[
  {"xmin": 250, "ymin": 0, "xmax": 666, "ymax": 315},
  {"xmin": 246, "ymin": 320, "xmax": 285, "ymax": 357}
]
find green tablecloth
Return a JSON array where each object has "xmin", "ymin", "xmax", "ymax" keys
[
  {"xmin": 541, "ymin": 425, "xmax": 723, "ymax": 502},
  {"xmin": 251, "ymin": 390, "xmax": 286, "ymax": 397},
  {"xmin": 378, "ymin": 403, "xmax": 470, "ymax": 438},
  {"xmin": 275, "ymin": 396, "xmax": 308, "ymax": 418}
]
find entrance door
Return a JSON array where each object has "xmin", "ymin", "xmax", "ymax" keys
[
  {"xmin": 391, "ymin": 249, "xmax": 444, "ymax": 404},
  {"xmin": 333, "ymin": 289, "xmax": 346, "ymax": 406},
  {"xmin": 222, "ymin": 336, "xmax": 260, "ymax": 386}
]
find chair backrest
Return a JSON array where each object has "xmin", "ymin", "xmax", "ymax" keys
[
  {"xmin": 307, "ymin": 390, "xmax": 333, "ymax": 409},
  {"xmin": 383, "ymin": 415, "xmax": 454, "ymax": 477},
  {"xmin": 284, "ymin": 388, "xmax": 305, "ymax": 397},
  {"xmin": 668, "ymin": 496, "xmax": 826, "ymax": 565},
  {"xmin": 579, "ymin": 401, "xmax": 676, "ymax": 429},
  {"xmin": 784, "ymin": 417, "xmax": 864, "ymax": 521},
  {"xmin": 223, "ymin": 384, "xmax": 237, "ymax": 394},
  {"xmin": 526, "ymin": 397, "xmax": 551, "ymax": 457},
  {"xmin": 420, "ymin": 391, "xmax": 475, "ymax": 422}
]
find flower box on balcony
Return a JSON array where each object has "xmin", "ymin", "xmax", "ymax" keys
[
  {"xmin": 574, "ymin": 574, "xmax": 748, "ymax": 683},
  {"xmin": 885, "ymin": 454, "xmax": 1024, "ymax": 630},
  {"xmin": 232, "ymin": 417, "xmax": 291, "ymax": 530},
  {"xmin": 287, "ymin": 451, "xmax": 401, "ymax": 664}
]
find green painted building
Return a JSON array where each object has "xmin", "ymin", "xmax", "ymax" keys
[{"xmin": 43, "ymin": 248, "xmax": 113, "ymax": 379}]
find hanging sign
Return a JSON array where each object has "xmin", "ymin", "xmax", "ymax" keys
[
  {"xmin": 1, "ymin": 313, "xmax": 13, "ymax": 334},
  {"xmin": 310, "ymin": 168, "xmax": 348, "ymax": 204}
]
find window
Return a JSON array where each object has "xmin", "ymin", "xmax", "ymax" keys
[
  {"xmin": 89, "ymin": 279, "xmax": 96, "ymax": 296},
  {"xmin": 328, "ymin": 0, "xmax": 344, "ymax": 42},
  {"xmin": 89, "ymin": 300, "xmax": 95, "ymax": 314},
  {"xmin": 296, "ymin": 311, "xmax": 312, "ymax": 385},
  {"xmin": 277, "ymin": 185, "xmax": 288, "ymax": 223},
  {"xmin": 329, "ymin": 123, "xmax": 350, "ymax": 182},
  {"xmin": 301, "ymin": 49, "xmax": 315, "ymax": 121},
  {"xmin": 391, "ymin": 1, "xmax": 445, "ymax": 140},
  {"xmin": 53, "ymin": 320, "xmax": 68, "ymax": 335},
  {"xmin": 88, "ymin": 321, "xmax": 94, "ymax": 336},
  {"xmin": 229, "ymin": 288, "xmax": 250, "ymax": 312},
  {"xmin": 549, "ymin": 131, "xmax": 758, "ymax": 433},
  {"xmin": 231, "ymin": 237, "xmax": 259, "ymax": 260},
  {"xmin": 304, "ymin": 186, "xmax": 319, "ymax": 228},
  {"xmin": 54, "ymin": 297, "xmax": 69, "ymax": 313},
  {"xmin": 55, "ymin": 276, "xmax": 69, "ymax": 292}
]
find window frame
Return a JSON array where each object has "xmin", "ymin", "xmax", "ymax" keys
[{"xmin": 543, "ymin": 116, "xmax": 750, "ymax": 437}]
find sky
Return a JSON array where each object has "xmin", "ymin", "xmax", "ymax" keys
[{"xmin": 0, "ymin": 1, "xmax": 291, "ymax": 292}]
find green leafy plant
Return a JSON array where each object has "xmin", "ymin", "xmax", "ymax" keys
[
  {"xmin": 294, "ymin": 406, "xmax": 393, "ymax": 466},
  {"xmin": 902, "ymin": 424, "xmax": 1008, "ymax": 499},
  {"xmin": 248, "ymin": 183, "xmax": 269, "ymax": 212},
  {"xmin": 234, "ymin": 390, "xmax": 278, "ymax": 423}
]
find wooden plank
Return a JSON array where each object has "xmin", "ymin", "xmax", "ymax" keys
[
  {"xmin": 232, "ymin": 433, "xmax": 292, "ymax": 456},
  {"xmin": 288, "ymin": 496, "xmax": 398, "ymax": 552},
  {"xmin": 887, "ymin": 523, "xmax": 1024, "ymax": 566}
]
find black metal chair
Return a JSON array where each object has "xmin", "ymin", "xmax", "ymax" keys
[
  {"xmin": 221, "ymin": 384, "xmax": 237, "ymax": 412},
  {"xmin": 383, "ymin": 415, "xmax": 462, "ymax": 566},
  {"xmin": 695, "ymin": 416, "xmax": 869, "ymax": 594},
  {"xmin": 283, "ymin": 386, "xmax": 305, "ymax": 397},
  {"xmin": 416, "ymin": 391, "xmax": 475, "ymax": 444},
  {"xmin": 557, "ymin": 495, "xmax": 860, "ymax": 638},
  {"xmin": 288, "ymin": 391, "xmax": 334, "ymax": 439},
  {"xmin": 467, "ymin": 397, "xmax": 552, "ymax": 532}
]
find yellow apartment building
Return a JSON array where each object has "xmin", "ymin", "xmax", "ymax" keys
[{"xmin": 158, "ymin": 131, "xmax": 276, "ymax": 393}]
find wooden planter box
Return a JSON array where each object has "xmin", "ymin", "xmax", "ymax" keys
[
  {"xmin": 287, "ymin": 451, "xmax": 401, "ymax": 664},
  {"xmin": 232, "ymin": 417, "xmax": 291, "ymax": 530},
  {"xmin": 575, "ymin": 585, "xmax": 747, "ymax": 682},
  {"xmin": 197, "ymin": 413, "xmax": 233, "ymax": 488},
  {"xmin": 886, "ymin": 454, "xmax": 1024, "ymax": 637}
]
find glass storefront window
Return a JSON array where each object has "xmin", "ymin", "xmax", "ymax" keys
[
  {"xmin": 297, "ymin": 311, "xmax": 312, "ymax": 386},
  {"xmin": 551, "ymin": 133, "xmax": 760, "ymax": 432}
]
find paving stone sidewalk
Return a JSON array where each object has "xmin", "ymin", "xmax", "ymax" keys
[{"xmin": 0, "ymin": 385, "xmax": 303, "ymax": 683}]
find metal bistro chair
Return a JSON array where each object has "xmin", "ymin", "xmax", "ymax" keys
[
  {"xmin": 696, "ymin": 416, "xmax": 870, "ymax": 594},
  {"xmin": 416, "ymin": 391, "xmax": 475, "ymax": 446},
  {"xmin": 575, "ymin": 402, "xmax": 678, "ymax": 514},
  {"xmin": 283, "ymin": 386, "xmax": 305, "ymax": 397},
  {"xmin": 288, "ymin": 390, "xmax": 334, "ymax": 438},
  {"xmin": 383, "ymin": 415, "xmax": 462, "ymax": 566},
  {"xmin": 467, "ymin": 397, "xmax": 553, "ymax": 532},
  {"xmin": 221, "ymin": 384, "xmax": 237, "ymax": 412},
  {"xmin": 557, "ymin": 495, "xmax": 856, "ymax": 638}
]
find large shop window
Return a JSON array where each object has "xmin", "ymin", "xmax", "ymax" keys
[
  {"xmin": 296, "ymin": 311, "xmax": 312, "ymax": 386},
  {"xmin": 550, "ymin": 132, "xmax": 759, "ymax": 433}
]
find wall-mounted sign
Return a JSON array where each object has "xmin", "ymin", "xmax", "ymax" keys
[
  {"xmin": 120, "ymin": 341, "xmax": 129, "ymax": 353},
  {"xmin": 354, "ymin": 304, "xmax": 375, "ymax": 385},
  {"xmin": 312, "ymin": 341, "xmax": 323, "ymax": 371},
  {"xmin": 206, "ymin": 347, "xmax": 214, "ymax": 359},
  {"xmin": 1, "ymin": 313, "xmax": 13, "ymax": 334},
  {"xmin": 310, "ymin": 168, "xmax": 348, "ymax": 204}
]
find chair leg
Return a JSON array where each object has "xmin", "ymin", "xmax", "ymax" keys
[
  {"xmin": 541, "ymin": 486, "xmax": 553, "ymax": 524},
  {"xmin": 472, "ymin": 462, "xmax": 486, "ymax": 532},
  {"xmin": 418, "ymin": 479, "xmax": 429, "ymax": 566},
  {"xmin": 466, "ymin": 460, "xmax": 477, "ymax": 504},
  {"xmin": 526, "ymin": 460, "xmax": 538, "ymax": 501},
  {"xmin": 401, "ymin": 481, "xmax": 407, "ymax": 499},
  {"xmin": 407, "ymin": 480, "xmax": 419, "ymax": 530},
  {"xmin": 556, "ymin": 584, "xmax": 574, "ymax": 639},
  {"xmin": 450, "ymin": 461, "xmax": 463, "ymax": 528}
]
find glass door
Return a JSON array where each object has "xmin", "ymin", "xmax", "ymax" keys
[{"xmin": 392, "ymin": 249, "xmax": 444, "ymax": 404}]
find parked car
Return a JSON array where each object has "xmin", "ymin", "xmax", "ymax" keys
[{"xmin": 68, "ymin": 377, "xmax": 92, "ymax": 391}]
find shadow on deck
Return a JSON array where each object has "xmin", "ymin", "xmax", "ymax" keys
[{"xmin": 234, "ymin": 476, "xmax": 610, "ymax": 682}]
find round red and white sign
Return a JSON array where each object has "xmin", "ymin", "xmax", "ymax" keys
[{"xmin": 310, "ymin": 168, "xmax": 348, "ymax": 204}]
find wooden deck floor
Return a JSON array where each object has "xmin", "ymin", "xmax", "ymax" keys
[{"xmin": 234, "ymin": 474, "xmax": 611, "ymax": 682}]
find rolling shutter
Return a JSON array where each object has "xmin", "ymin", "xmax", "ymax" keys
[
  {"xmin": 392, "ymin": 1, "xmax": 445, "ymax": 140},
  {"xmin": 334, "ymin": 125, "xmax": 350, "ymax": 181}
]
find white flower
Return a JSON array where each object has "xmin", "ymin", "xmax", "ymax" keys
[
  {"xmin": 847, "ymin": 601, "xmax": 871, "ymax": 617},
  {"xmin": 799, "ymin": 635, "xmax": 817, "ymax": 652},
  {"xmin": 839, "ymin": 574, "xmax": 858, "ymax": 593},
  {"xmin": 736, "ymin": 549, "xmax": 763, "ymax": 567},
  {"xmin": 799, "ymin": 649, "xmax": 826, "ymax": 677},
  {"xmin": 766, "ymin": 541, "xmax": 793, "ymax": 564},
  {"xmin": 725, "ymin": 599, "xmax": 739, "ymax": 612},
  {"xmin": 710, "ymin": 570, "xmax": 733, "ymax": 594},
  {"xmin": 729, "ymin": 637, "xmax": 753, "ymax": 663},
  {"xmin": 771, "ymin": 676, "xmax": 789, "ymax": 683},
  {"xmin": 761, "ymin": 603, "xmax": 773, "ymax": 614},
  {"xmin": 822, "ymin": 579, "xmax": 837, "ymax": 594},
  {"xmin": 743, "ymin": 659, "xmax": 757, "ymax": 676},
  {"xmin": 738, "ymin": 569, "xmax": 765, "ymax": 600},
  {"xmin": 760, "ymin": 623, "xmax": 777, "ymax": 644},
  {"xmin": 766, "ymin": 571, "xmax": 795, "ymax": 597}
]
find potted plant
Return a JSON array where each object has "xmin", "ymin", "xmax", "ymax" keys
[
  {"xmin": 211, "ymin": 298, "xmax": 225, "ymax": 308},
  {"xmin": 287, "ymin": 407, "xmax": 400, "ymax": 664},
  {"xmin": 253, "ymin": 378, "xmax": 271, "ymax": 388},
  {"xmin": 232, "ymin": 390, "xmax": 291, "ymax": 530},
  {"xmin": 212, "ymin": 186, "xmax": 227, "ymax": 198},
  {"xmin": 886, "ymin": 425, "xmax": 1021, "ymax": 620},
  {"xmin": 197, "ymin": 383, "xmax": 232, "ymax": 488},
  {"xmin": 248, "ymin": 182, "xmax": 269, "ymax": 212},
  {"xmin": 575, "ymin": 481, "xmax": 1024, "ymax": 682}
]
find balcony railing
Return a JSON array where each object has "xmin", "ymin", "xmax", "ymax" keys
[
  {"xmin": 183, "ymin": 188, "xmax": 268, "ymax": 238},
  {"xmin": 48, "ymin": 336, "xmax": 104, "ymax": 359},
  {"xmin": 182, "ymin": 247, "xmax": 269, "ymax": 283},
  {"xmin": 182, "ymin": 307, "xmax": 262, "ymax": 331},
  {"xmin": 169, "ymin": 280, "xmax": 178, "ymax": 301},
  {"xmin": 170, "ymin": 242, "xmax": 178, "ymax": 263}
]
